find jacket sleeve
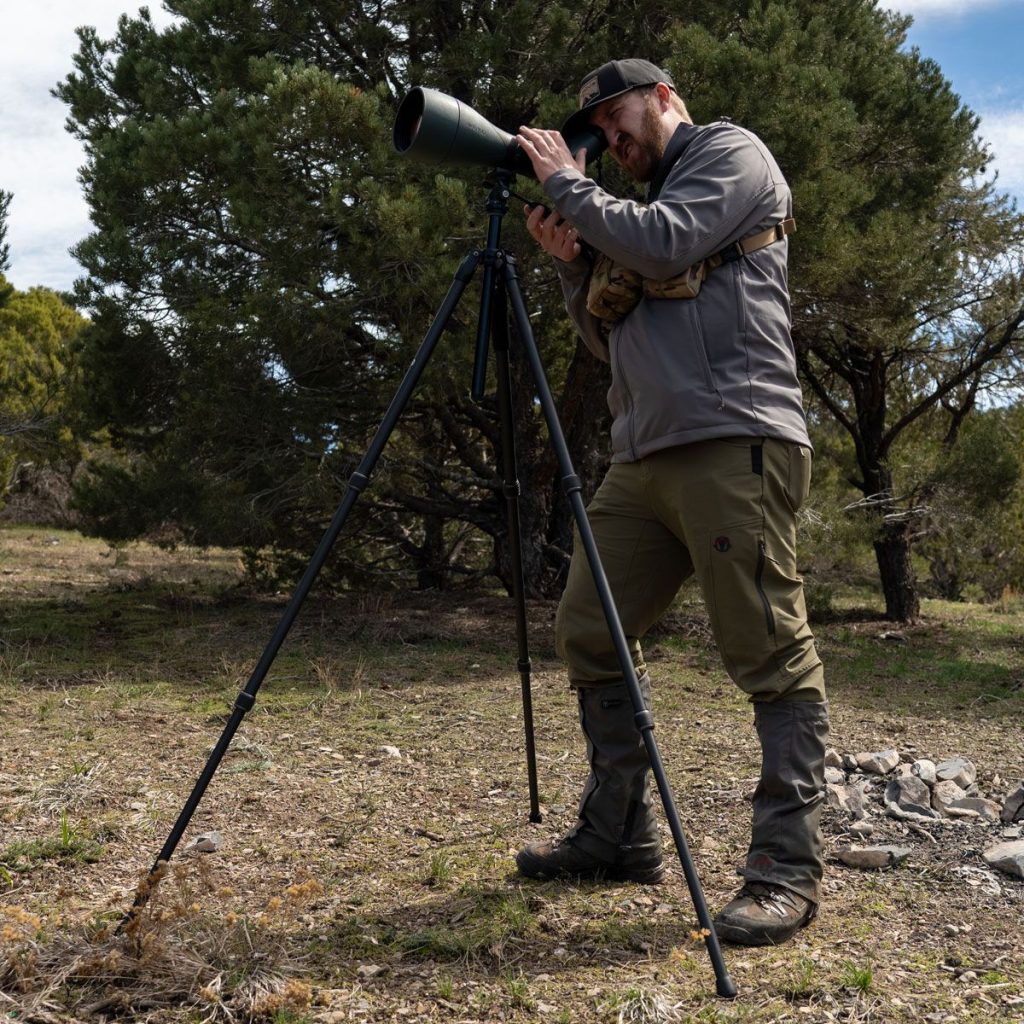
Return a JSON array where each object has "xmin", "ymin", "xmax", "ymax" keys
[
  {"xmin": 543, "ymin": 125, "xmax": 788, "ymax": 281},
  {"xmin": 554, "ymin": 253, "xmax": 610, "ymax": 363}
]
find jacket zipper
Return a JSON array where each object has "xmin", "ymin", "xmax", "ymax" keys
[
  {"xmin": 755, "ymin": 540, "xmax": 776, "ymax": 636},
  {"xmin": 693, "ymin": 305, "xmax": 726, "ymax": 411}
]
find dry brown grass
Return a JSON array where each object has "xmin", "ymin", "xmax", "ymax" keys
[{"xmin": 1, "ymin": 526, "xmax": 1022, "ymax": 1023}]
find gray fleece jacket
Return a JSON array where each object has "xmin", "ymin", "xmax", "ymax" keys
[{"xmin": 545, "ymin": 119, "xmax": 811, "ymax": 463}]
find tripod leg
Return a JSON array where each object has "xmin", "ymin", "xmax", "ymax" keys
[
  {"xmin": 500, "ymin": 255, "xmax": 737, "ymax": 999},
  {"xmin": 490, "ymin": 273, "xmax": 542, "ymax": 823},
  {"xmin": 118, "ymin": 251, "xmax": 483, "ymax": 931}
]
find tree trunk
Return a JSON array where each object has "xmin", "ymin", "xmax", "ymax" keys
[{"xmin": 873, "ymin": 519, "xmax": 920, "ymax": 622}]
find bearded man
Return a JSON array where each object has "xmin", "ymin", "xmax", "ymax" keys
[{"xmin": 513, "ymin": 58, "xmax": 829, "ymax": 948}]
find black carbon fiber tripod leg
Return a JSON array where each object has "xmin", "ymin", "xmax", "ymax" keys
[{"xmin": 500, "ymin": 252, "xmax": 737, "ymax": 1000}]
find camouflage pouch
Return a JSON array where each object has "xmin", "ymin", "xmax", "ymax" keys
[
  {"xmin": 586, "ymin": 252, "xmax": 644, "ymax": 322},
  {"xmin": 642, "ymin": 260, "xmax": 707, "ymax": 300}
]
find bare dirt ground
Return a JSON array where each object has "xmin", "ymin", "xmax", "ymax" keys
[{"xmin": 1, "ymin": 526, "xmax": 1022, "ymax": 1023}]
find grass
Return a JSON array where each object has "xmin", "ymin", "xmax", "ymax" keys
[{"xmin": 1, "ymin": 527, "xmax": 1023, "ymax": 1022}]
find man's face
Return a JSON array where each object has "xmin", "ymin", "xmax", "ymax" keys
[{"xmin": 589, "ymin": 87, "xmax": 668, "ymax": 183}]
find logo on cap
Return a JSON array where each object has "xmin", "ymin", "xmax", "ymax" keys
[{"xmin": 578, "ymin": 76, "xmax": 600, "ymax": 108}]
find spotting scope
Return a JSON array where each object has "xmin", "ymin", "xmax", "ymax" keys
[{"xmin": 393, "ymin": 87, "xmax": 607, "ymax": 179}]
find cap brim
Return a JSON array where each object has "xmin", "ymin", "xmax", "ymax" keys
[{"xmin": 561, "ymin": 84, "xmax": 634, "ymax": 142}]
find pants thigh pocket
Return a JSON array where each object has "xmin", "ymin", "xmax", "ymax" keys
[{"xmin": 705, "ymin": 517, "xmax": 804, "ymax": 696}]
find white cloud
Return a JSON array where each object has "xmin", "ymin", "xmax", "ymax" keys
[
  {"xmin": 886, "ymin": 0, "xmax": 1012, "ymax": 18},
  {"xmin": 978, "ymin": 108, "xmax": 1024, "ymax": 197},
  {"xmin": 0, "ymin": 2, "xmax": 177, "ymax": 291}
]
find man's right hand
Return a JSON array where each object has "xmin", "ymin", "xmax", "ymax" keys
[{"xmin": 525, "ymin": 203, "xmax": 582, "ymax": 263}]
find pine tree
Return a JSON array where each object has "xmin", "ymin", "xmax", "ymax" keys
[{"xmin": 59, "ymin": 0, "xmax": 1024, "ymax": 613}]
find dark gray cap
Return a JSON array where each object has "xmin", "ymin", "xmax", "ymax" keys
[{"xmin": 561, "ymin": 58, "xmax": 675, "ymax": 139}]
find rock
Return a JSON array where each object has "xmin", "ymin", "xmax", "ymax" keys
[
  {"xmin": 982, "ymin": 840, "xmax": 1024, "ymax": 880},
  {"xmin": 357, "ymin": 964, "xmax": 387, "ymax": 980},
  {"xmin": 932, "ymin": 779, "xmax": 968, "ymax": 816},
  {"xmin": 886, "ymin": 776, "xmax": 938, "ymax": 819},
  {"xmin": 184, "ymin": 831, "xmax": 222, "ymax": 854},
  {"xmin": 842, "ymin": 753, "xmax": 860, "ymax": 773},
  {"xmin": 1001, "ymin": 783, "xmax": 1024, "ymax": 823},
  {"xmin": 838, "ymin": 845, "xmax": 911, "ymax": 869},
  {"xmin": 824, "ymin": 766, "xmax": 846, "ymax": 786},
  {"xmin": 911, "ymin": 759, "xmax": 937, "ymax": 785},
  {"xmin": 827, "ymin": 782, "xmax": 870, "ymax": 820},
  {"xmin": 936, "ymin": 757, "xmax": 977, "ymax": 789},
  {"xmin": 379, "ymin": 745, "xmax": 402, "ymax": 759},
  {"xmin": 849, "ymin": 820, "xmax": 875, "ymax": 839},
  {"xmin": 947, "ymin": 797, "xmax": 1002, "ymax": 823},
  {"xmin": 855, "ymin": 749, "xmax": 900, "ymax": 775},
  {"xmin": 1003, "ymin": 825, "xmax": 1023, "ymax": 840},
  {"xmin": 824, "ymin": 748, "xmax": 844, "ymax": 769}
]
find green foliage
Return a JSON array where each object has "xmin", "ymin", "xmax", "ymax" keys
[
  {"xmin": 0, "ymin": 282, "xmax": 86, "ymax": 501},
  {"xmin": 56, "ymin": 0, "xmax": 1024, "ymax": 606},
  {"xmin": 0, "ymin": 811, "xmax": 104, "ymax": 871},
  {"xmin": 0, "ymin": 189, "xmax": 12, "ymax": 304}
]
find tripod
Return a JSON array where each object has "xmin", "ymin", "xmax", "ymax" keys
[{"xmin": 121, "ymin": 171, "xmax": 737, "ymax": 999}]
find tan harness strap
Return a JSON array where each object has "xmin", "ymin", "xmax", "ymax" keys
[{"xmin": 705, "ymin": 217, "xmax": 796, "ymax": 271}]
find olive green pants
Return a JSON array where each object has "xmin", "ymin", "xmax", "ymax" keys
[
  {"xmin": 556, "ymin": 438, "xmax": 825, "ymax": 702},
  {"xmin": 555, "ymin": 438, "xmax": 827, "ymax": 901}
]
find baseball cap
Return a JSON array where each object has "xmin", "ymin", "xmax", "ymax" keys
[{"xmin": 561, "ymin": 58, "xmax": 675, "ymax": 140}]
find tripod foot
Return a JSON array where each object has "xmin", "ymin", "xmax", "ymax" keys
[
  {"xmin": 716, "ymin": 975, "xmax": 739, "ymax": 1000},
  {"xmin": 528, "ymin": 810, "xmax": 543, "ymax": 823}
]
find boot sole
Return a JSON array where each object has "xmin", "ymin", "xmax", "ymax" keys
[{"xmin": 516, "ymin": 849, "xmax": 666, "ymax": 885}]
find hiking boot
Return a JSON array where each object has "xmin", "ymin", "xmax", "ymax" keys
[
  {"xmin": 713, "ymin": 882, "xmax": 817, "ymax": 946},
  {"xmin": 516, "ymin": 835, "xmax": 665, "ymax": 884}
]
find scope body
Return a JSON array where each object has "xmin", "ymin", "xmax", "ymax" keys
[{"xmin": 393, "ymin": 87, "xmax": 606, "ymax": 180}]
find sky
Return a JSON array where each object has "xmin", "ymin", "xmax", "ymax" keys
[{"xmin": 1, "ymin": 0, "xmax": 1023, "ymax": 294}]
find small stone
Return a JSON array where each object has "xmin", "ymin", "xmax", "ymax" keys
[
  {"xmin": 936, "ymin": 757, "xmax": 977, "ymax": 789},
  {"xmin": 838, "ymin": 845, "xmax": 911, "ymax": 870},
  {"xmin": 379, "ymin": 745, "xmax": 402, "ymax": 759},
  {"xmin": 824, "ymin": 748, "xmax": 844, "ymax": 769},
  {"xmin": 911, "ymin": 759, "xmax": 937, "ymax": 785},
  {"xmin": 1001, "ymin": 783, "xmax": 1024, "ymax": 823},
  {"xmin": 886, "ymin": 776, "xmax": 938, "ymax": 819},
  {"xmin": 932, "ymin": 779, "xmax": 968, "ymax": 816},
  {"xmin": 855, "ymin": 749, "xmax": 900, "ymax": 775},
  {"xmin": 184, "ymin": 831, "xmax": 222, "ymax": 854},
  {"xmin": 849, "ymin": 820, "xmax": 875, "ymax": 839},
  {"xmin": 824, "ymin": 766, "xmax": 846, "ymax": 785},
  {"xmin": 842, "ymin": 753, "xmax": 859, "ymax": 773},
  {"xmin": 948, "ymin": 797, "xmax": 1002, "ymax": 823},
  {"xmin": 1002, "ymin": 825, "xmax": 1023, "ymax": 840},
  {"xmin": 357, "ymin": 964, "xmax": 387, "ymax": 979},
  {"xmin": 982, "ymin": 840, "xmax": 1024, "ymax": 879}
]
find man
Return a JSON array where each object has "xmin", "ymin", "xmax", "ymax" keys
[{"xmin": 513, "ymin": 59, "xmax": 829, "ymax": 947}]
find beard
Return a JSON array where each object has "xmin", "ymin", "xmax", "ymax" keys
[{"xmin": 614, "ymin": 99, "xmax": 667, "ymax": 183}]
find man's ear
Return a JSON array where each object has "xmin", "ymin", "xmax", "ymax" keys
[{"xmin": 654, "ymin": 82, "xmax": 673, "ymax": 112}]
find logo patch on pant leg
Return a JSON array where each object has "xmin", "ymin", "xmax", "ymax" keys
[{"xmin": 713, "ymin": 536, "xmax": 732, "ymax": 553}]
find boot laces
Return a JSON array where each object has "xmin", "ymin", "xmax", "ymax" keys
[{"xmin": 743, "ymin": 882, "xmax": 802, "ymax": 918}]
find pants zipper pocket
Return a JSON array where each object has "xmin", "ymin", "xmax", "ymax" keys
[{"xmin": 755, "ymin": 540, "xmax": 776, "ymax": 636}]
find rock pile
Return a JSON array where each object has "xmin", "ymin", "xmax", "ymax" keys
[{"xmin": 824, "ymin": 748, "xmax": 1024, "ymax": 880}]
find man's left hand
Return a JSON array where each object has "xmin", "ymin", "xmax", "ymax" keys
[{"xmin": 516, "ymin": 126, "xmax": 586, "ymax": 186}]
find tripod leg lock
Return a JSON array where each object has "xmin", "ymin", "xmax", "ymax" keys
[
  {"xmin": 233, "ymin": 691, "xmax": 256, "ymax": 713},
  {"xmin": 634, "ymin": 709, "xmax": 655, "ymax": 733},
  {"xmin": 560, "ymin": 473, "xmax": 583, "ymax": 495},
  {"xmin": 503, "ymin": 481, "xmax": 522, "ymax": 498},
  {"xmin": 347, "ymin": 471, "xmax": 370, "ymax": 493}
]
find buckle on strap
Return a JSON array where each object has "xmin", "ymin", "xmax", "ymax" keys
[{"xmin": 711, "ymin": 217, "xmax": 796, "ymax": 267}]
